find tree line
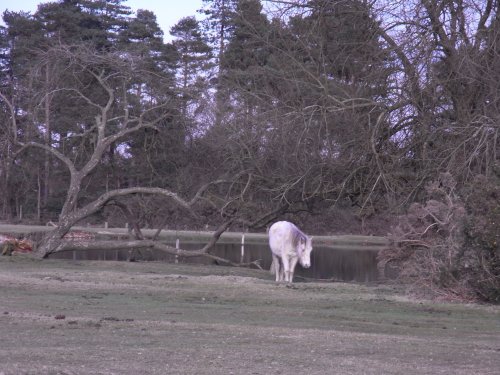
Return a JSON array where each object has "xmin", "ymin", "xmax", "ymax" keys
[{"xmin": 0, "ymin": 0, "xmax": 498, "ymax": 301}]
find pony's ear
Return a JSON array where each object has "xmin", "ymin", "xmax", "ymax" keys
[
  {"xmin": 300, "ymin": 237, "xmax": 307, "ymax": 249},
  {"xmin": 298, "ymin": 236, "xmax": 306, "ymax": 253}
]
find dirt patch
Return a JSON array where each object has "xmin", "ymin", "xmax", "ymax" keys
[{"xmin": 0, "ymin": 256, "xmax": 499, "ymax": 374}]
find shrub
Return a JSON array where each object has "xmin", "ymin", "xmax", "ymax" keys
[
  {"xmin": 379, "ymin": 173, "xmax": 499, "ymax": 303},
  {"xmin": 462, "ymin": 175, "xmax": 500, "ymax": 302}
]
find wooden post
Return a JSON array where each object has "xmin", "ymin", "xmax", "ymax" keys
[
  {"xmin": 240, "ymin": 234, "xmax": 245, "ymax": 263},
  {"xmin": 175, "ymin": 238, "xmax": 180, "ymax": 264},
  {"xmin": 104, "ymin": 221, "xmax": 108, "ymax": 229}
]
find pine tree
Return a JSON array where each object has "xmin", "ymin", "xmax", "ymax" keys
[
  {"xmin": 171, "ymin": 16, "xmax": 213, "ymax": 119},
  {"xmin": 221, "ymin": 0, "xmax": 270, "ymax": 109}
]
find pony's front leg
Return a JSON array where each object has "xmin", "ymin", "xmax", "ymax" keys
[
  {"xmin": 281, "ymin": 256, "xmax": 291, "ymax": 282},
  {"xmin": 272, "ymin": 254, "xmax": 282, "ymax": 282},
  {"xmin": 288, "ymin": 257, "xmax": 299, "ymax": 283}
]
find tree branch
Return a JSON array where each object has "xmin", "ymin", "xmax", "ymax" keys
[
  {"xmin": 15, "ymin": 142, "xmax": 78, "ymax": 176},
  {"xmin": 106, "ymin": 200, "xmax": 145, "ymax": 240},
  {"xmin": 474, "ymin": 0, "xmax": 494, "ymax": 49}
]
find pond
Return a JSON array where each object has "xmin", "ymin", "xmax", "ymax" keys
[{"xmin": 50, "ymin": 239, "xmax": 385, "ymax": 282}]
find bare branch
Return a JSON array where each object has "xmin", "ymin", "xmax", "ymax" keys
[
  {"xmin": 85, "ymin": 187, "xmax": 196, "ymax": 215},
  {"xmin": 474, "ymin": 0, "xmax": 494, "ymax": 49},
  {"xmin": 106, "ymin": 200, "xmax": 145, "ymax": 240},
  {"xmin": 15, "ymin": 141, "xmax": 77, "ymax": 176}
]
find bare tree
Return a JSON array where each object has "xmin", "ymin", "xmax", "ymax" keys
[
  {"xmin": 0, "ymin": 44, "xmax": 230, "ymax": 257},
  {"xmin": 0, "ymin": 43, "xmax": 289, "ymax": 262}
]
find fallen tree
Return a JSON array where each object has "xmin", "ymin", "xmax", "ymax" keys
[{"xmin": 49, "ymin": 219, "xmax": 261, "ymax": 268}]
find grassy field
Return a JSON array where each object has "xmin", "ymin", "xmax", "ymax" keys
[{"xmin": 0, "ymin": 256, "xmax": 499, "ymax": 374}]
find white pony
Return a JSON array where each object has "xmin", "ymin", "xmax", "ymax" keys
[{"xmin": 268, "ymin": 221, "xmax": 313, "ymax": 282}]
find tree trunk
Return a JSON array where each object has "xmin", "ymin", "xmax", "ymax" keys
[
  {"xmin": 0, "ymin": 158, "xmax": 13, "ymax": 220},
  {"xmin": 43, "ymin": 64, "xmax": 51, "ymax": 215},
  {"xmin": 36, "ymin": 218, "xmax": 79, "ymax": 257}
]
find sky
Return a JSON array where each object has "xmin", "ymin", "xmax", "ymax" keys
[{"xmin": 1, "ymin": 0, "xmax": 205, "ymax": 40}]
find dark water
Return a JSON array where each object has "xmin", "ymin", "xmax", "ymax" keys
[{"xmin": 50, "ymin": 241, "xmax": 382, "ymax": 282}]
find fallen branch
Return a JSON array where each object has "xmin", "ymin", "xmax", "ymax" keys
[{"xmin": 50, "ymin": 238, "xmax": 262, "ymax": 268}]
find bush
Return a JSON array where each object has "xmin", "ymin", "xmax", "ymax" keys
[
  {"xmin": 462, "ymin": 175, "xmax": 500, "ymax": 302},
  {"xmin": 379, "ymin": 173, "xmax": 499, "ymax": 303}
]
